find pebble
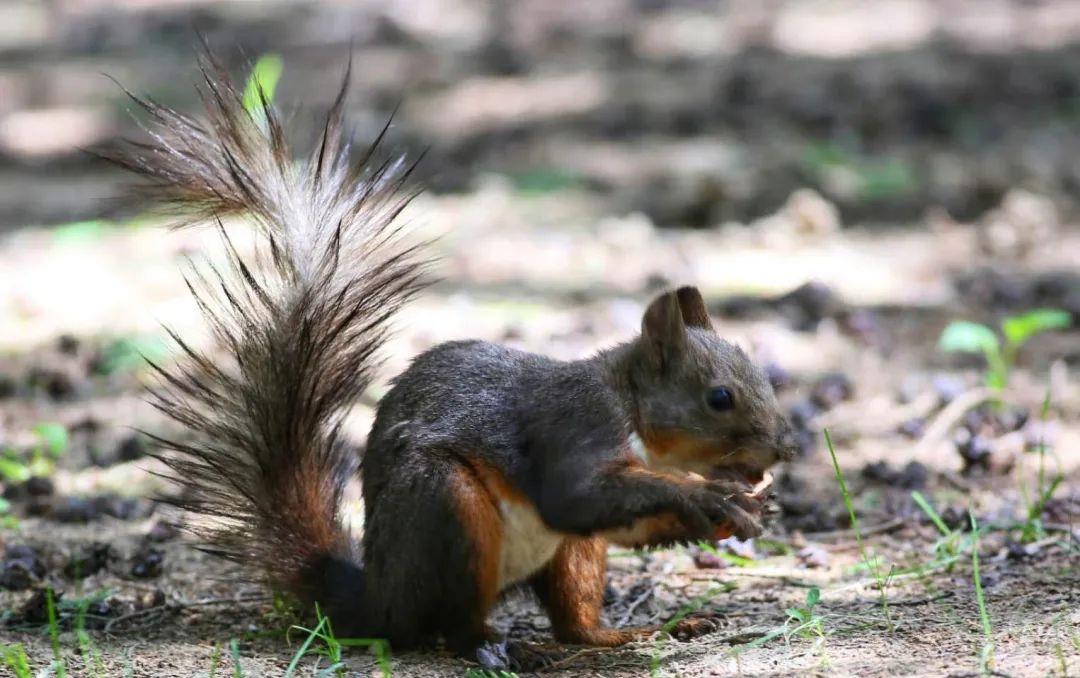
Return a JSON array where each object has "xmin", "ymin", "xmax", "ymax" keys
[
  {"xmin": 0, "ymin": 545, "xmax": 46, "ymax": 591},
  {"xmin": 955, "ymin": 431, "xmax": 992, "ymax": 474},
  {"xmin": 797, "ymin": 545, "xmax": 830, "ymax": 569},
  {"xmin": 931, "ymin": 374, "xmax": 966, "ymax": 406},
  {"xmin": 64, "ymin": 542, "xmax": 113, "ymax": 579},
  {"xmin": 764, "ymin": 362, "xmax": 793, "ymax": 392},
  {"xmin": 810, "ymin": 372, "xmax": 854, "ymax": 410},
  {"xmin": 145, "ymin": 520, "xmax": 181, "ymax": 543},
  {"xmin": 897, "ymin": 417, "xmax": 926, "ymax": 439},
  {"xmin": 130, "ymin": 548, "xmax": 164, "ymax": 578},
  {"xmin": 693, "ymin": 550, "xmax": 726, "ymax": 569}
]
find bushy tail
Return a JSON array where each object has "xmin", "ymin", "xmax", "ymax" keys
[{"xmin": 106, "ymin": 52, "xmax": 428, "ymax": 614}]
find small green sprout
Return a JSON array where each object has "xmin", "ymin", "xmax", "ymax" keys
[
  {"xmin": 95, "ymin": 334, "xmax": 170, "ymax": 375},
  {"xmin": 0, "ymin": 452, "xmax": 30, "ymax": 483},
  {"xmin": 939, "ymin": 309, "xmax": 1071, "ymax": 390},
  {"xmin": 34, "ymin": 422, "xmax": 69, "ymax": 459},
  {"xmin": 0, "ymin": 423, "xmax": 71, "ymax": 483}
]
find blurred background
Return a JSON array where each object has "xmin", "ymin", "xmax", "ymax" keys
[{"xmin": 0, "ymin": 2, "xmax": 1077, "ymax": 676}]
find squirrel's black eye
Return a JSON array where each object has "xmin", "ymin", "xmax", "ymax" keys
[{"xmin": 707, "ymin": 386, "xmax": 735, "ymax": 411}]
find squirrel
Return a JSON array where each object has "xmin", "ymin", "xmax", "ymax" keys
[{"xmin": 107, "ymin": 52, "xmax": 798, "ymax": 670}]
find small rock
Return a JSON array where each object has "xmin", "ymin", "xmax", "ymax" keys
[
  {"xmin": 788, "ymin": 400, "xmax": 820, "ymax": 429},
  {"xmin": 136, "ymin": 588, "xmax": 167, "ymax": 609},
  {"xmin": 776, "ymin": 281, "xmax": 843, "ymax": 331},
  {"xmin": 70, "ymin": 417, "xmax": 101, "ymax": 435},
  {"xmin": 897, "ymin": 417, "xmax": 926, "ymax": 439},
  {"xmin": 0, "ymin": 373, "xmax": 15, "ymax": 399},
  {"xmin": 14, "ymin": 588, "xmax": 61, "ymax": 625},
  {"xmin": 27, "ymin": 367, "xmax": 76, "ymax": 400},
  {"xmin": 26, "ymin": 497, "xmax": 52, "ymax": 517},
  {"xmin": 995, "ymin": 406, "xmax": 1029, "ymax": 434},
  {"xmin": 940, "ymin": 506, "xmax": 972, "ymax": 532},
  {"xmin": 1, "ymin": 545, "xmax": 47, "ymax": 590},
  {"xmin": 783, "ymin": 507, "xmax": 839, "ymax": 533},
  {"xmin": 962, "ymin": 406, "xmax": 992, "ymax": 436},
  {"xmin": 840, "ymin": 309, "xmax": 881, "ymax": 344},
  {"xmin": 1022, "ymin": 421, "xmax": 1058, "ymax": 452},
  {"xmin": 1005, "ymin": 540, "xmax": 1038, "ymax": 561},
  {"xmin": 764, "ymin": 362, "xmax": 792, "ymax": 392},
  {"xmin": 719, "ymin": 536, "xmax": 757, "ymax": 561},
  {"xmin": 979, "ymin": 572, "xmax": 1000, "ymax": 588},
  {"xmin": 52, "ymin": 497, "xmax": 102, "ymax": 523},
  {"xmin": 977, "ymin": 189, "xmax": 1058, "ymax": 260},
  {"xmin": 81, "ymin": 599, "xmax": 115, "ymax": 629},
  {"xmin": 1042, "ymin": 496, "xmax": 1080, "ymax": 525},
  {"xmin": 896, "ymin": 461, "xmax": 929, "ymax": 489},
  {"xmin": 861, "ymin": 460, "xmax": 927, "ymax": 489},
  {"xmin": 130, "ymin": 548, "xmax": 164, "ymax": 579},
  {"xmin": 24, "ymin": 476, "xmax": 54, "ymax": 497},
  {"xmin": 115, "ymin": 435, "xmax": 147, "ymax": 463},
  {"xmin": 57, "ymin": 334, "xmax": 80, "ymax": 355},
  {"xmin": 64, "ymin": 543, "xmax": 113, "ymax": 580},
  {"xmin": 810, "ymin": 372, "xmax": 853, "ymax": 410},
  {"xmin": 796, "ymin": 545, "xmax": 830, "ymax": 569},
  {"xmin": 862, "ymin": 461, "xmax": 896, "ymax": 484},
  {"xmin": 693, "ymin": 550, "xmax": 726, "ymax": 569},
  {"xmin": 931, "ymin": 374, "xmax": 966, "ymax": 406},
  {"xmin": 145, "ymin": 520, "xmax": 180, "ymax": 543},
  {"xmin": 5, "ymin": 477, "xmax": 56, "ymax": 502},
  {"xmin": 94, "ymin": 495, "xmax": 147, "ymax": 521},
  {"xmin": 783, "ymin": 188, "xmax": 841, "ymax": 237},
  {"xmin": 955, "ymin": 431, "xmax": 992, "ymax": 475}
]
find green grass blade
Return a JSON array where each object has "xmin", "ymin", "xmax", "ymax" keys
[
  {"xmin": 230, "ymin": 639, "xmax": 244, "ymax": 678},
  {"xmin": 824, "ymin": 430, "xmax": 861, "ymax": 551},
  {"xmin": 285, "ymin": 617, "xmax": 327, "ymax": 677},
  {"xmin": 911, "ymin": 491, "xmax": 951, "ymax": 537},
  {"xmin": 46, "ymin": 588, "xmax": 67, "ymax": 678},
  {"xmin": 969, "ymin": 513, "xmax": 994, "ymax": 671},
  {"xmin": 208, "ymin": 642, "xmax": 221, "ymax": 678}
]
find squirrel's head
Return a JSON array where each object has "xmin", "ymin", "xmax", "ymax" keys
[{"xmin": 623, "ymin": 287, "xmax": 798, "ymax": 483}]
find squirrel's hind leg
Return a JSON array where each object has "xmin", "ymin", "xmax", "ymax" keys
[
  {"xmin": 361, "ymin": 458, "xmax": 502, "ymax": 651},
  {"xmin": 530, "ymin": 536, "xmax": 720, "ymax": 647},
  {"xmin": 529, "ymin": 536, "xmax": 639, "ymax": 646},
  {"xmin": 441, "ymin": 463, "xmax": 504, "ymax": 652}
]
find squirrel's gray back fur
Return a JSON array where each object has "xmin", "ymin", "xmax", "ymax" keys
[{"xmin": 106, "ymin": 52, "xmax": 429, "ymax": 603}]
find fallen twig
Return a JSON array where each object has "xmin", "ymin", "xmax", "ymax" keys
[
  {"xmin": 617, "ymin": 588, "xmax": 654, "ymax": 626},
  {"xmin": 916, "ymin": 387, "xmax": 994, "ymax": 455},
  {"xmin": 104, "ymin": 593, "xmax": 269, "ymax": 633}
]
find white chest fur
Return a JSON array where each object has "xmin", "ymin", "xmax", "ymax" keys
[{"xmin": 497, "ymin": 501, "xmax": 564, "ymax": 590}]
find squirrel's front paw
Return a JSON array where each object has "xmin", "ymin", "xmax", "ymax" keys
[{"xmin": 690, "ymin": 480, "xmax": 764, "ymax": 540}]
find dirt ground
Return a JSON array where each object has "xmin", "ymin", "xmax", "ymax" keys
[{"xmin": 1, "ymin": 1, "xmax": 1079, "ymax": 677}]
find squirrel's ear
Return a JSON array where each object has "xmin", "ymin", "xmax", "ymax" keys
[
  {"xmin": 675, "ymin": 286, "xmax": 714, "ymax": 331},
  {"xmin": 642, "ymin": 291, "xmax": 687, "ymax": 365}
]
